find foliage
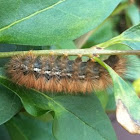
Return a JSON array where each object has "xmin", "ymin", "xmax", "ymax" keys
[{"xmin": 0, "ymin": 0, "xmax": 140, "ymax": 140}]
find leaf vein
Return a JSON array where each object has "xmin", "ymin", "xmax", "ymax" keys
[
  {"xmin": 0, "ymin": 0, "xmax": 65, "ymax": 32},
  {"xmin": 0, "ymin": 75, "xmax": 108, "ymax": 140}
]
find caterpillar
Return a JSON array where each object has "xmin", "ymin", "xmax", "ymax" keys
[{"xmin": 6, "ymin": 52, "xmax": 126, "ymax": 94}]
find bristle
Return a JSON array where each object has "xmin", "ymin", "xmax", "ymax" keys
[{"xmin": 6, "ymin": 53, "xmax": 128, "ymax": 94}]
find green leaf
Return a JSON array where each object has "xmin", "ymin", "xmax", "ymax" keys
[
  {"xmin": 57, "ymin": 40, "xmax": 77, "ymax": 49},
  {"xmin": 0, "ymin": 125, "xmax": 10, "ymax": 140},
  {"xmin": 95, "ymin": 90, "xmax": 109, "ymax": 110},
  {"xmin": 126, "ymin": 4, "xmax": 140, "ymax": 25},
  {"xmin": 83, "ymin": 19, "xmax": 119, "ymax": 48},
  {"xmin": 5, "ymin": 113, "xmax": 55, "ymax": 140},
  {"xmin": 121, "ymin": 24, "xmax": 140, "ymax": 50},
  {"xmin": 0, "ymin": 69, "xmax": 117, "ymax": 140},
  {"xmin": 105, "ymin": 88, "xmax": 116, "ymax": 112},
  {"xmin": 0, "ymin": 84, "xmax": 22, "ymax": 125},
  {"xmin": 95, "ymin": 57, "xmax": 140, "ymax": 134},
  {"xmin": 0, "ymin": 0, "xmax": 120, "ymax": 46},
  {"xmin": 98, "ymin": 23, "xmax": 140, "ymax": 50},
  {"xmin": 121, "ymin": 23, "xmax": 140, "ymax": 50},
  {"xmin": 52, "ymin": 95, "xmax": 116, "ymax": 140}
]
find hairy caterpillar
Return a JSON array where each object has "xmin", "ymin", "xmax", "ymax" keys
[{"xmin": 6, "ymin": 52, "xmax": 126, "ymax": 94}]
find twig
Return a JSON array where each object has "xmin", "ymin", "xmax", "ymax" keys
[{"xmin": 0, "ymin": 49, "xmax": 140, "ymax": 58}]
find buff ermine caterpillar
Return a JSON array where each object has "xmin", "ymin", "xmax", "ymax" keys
[{"xmin": 6, "ymin": 52, "xmax": 126, "ymax": 94}]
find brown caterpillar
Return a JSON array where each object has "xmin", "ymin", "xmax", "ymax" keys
[{"xmin": 6, "ymin": 52, "xmax": 126, "ymax": 94}]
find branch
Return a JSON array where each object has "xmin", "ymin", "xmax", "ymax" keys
[{"xmin": 0, "ymin": 49, "xmax": 140, "ymax": 58}]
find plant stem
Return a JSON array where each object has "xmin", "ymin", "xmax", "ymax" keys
[{"xmin": 0, "ymin": 49, "xmax": 140, "ymax": 58}]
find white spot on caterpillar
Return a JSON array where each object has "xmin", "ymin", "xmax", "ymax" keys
[
  {"xmin": 21, "ymin": 64, "xmax": 28, "ymax": 70},
  {"xmin": 79, "ymin": 75, "xmax": 85, "ymax": 79},
  {"xmin": 34, "ymin": 68, "xmax": 41, "ymax": 72}
]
